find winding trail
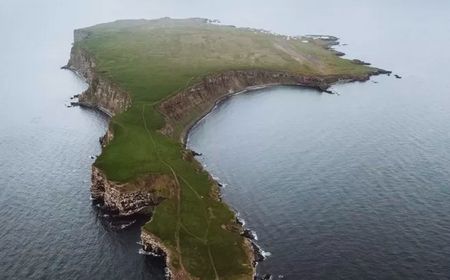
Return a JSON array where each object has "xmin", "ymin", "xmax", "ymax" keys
[
  {"xmin": 141, "ymin": 104, "xmax": 219, "ymax": 279},
  {"xmin": 141, "ymin": 104, "xmax": 188, "ymax": 277},
  {"xmin": 162, "ymin": 161, "xmax": 187, "ymax": 278}
]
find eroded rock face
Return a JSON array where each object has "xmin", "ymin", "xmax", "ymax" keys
[
  {"xmin": 79, "ymin": 76, "xmax": 131, "ymax": 116},
  {"xmin": 91, "ymin": 166, "xmax": 107, "ymax": 200},
  {"xmin": 141, "ymin": 230, "xmax": 195, "ymax": 280},
  {"xmin": 141, "ymin": 230, "xmax": 174, "ymax": 280},
  {"xmin": 99, "ymin": 125, "xmax": 114, "ymax": 148},
  {"xmin": 66, "ymin": 43, "xmax": 131, "ymax": 116},
  {"xmin": 91, "ymin": 166, "xmax": 175, "ymax": 216},
  {"xmin": 158, "ymin": 70, "xmax": 370, "ymax": 139}
]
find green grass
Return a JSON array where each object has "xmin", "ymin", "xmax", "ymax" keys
[{"xmin": 75, "ymin": 18, "xmax": 377, "ymax": 279}]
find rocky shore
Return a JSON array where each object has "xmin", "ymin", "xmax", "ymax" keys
[
  {"xmin": 141, "ymin": 230, "xmax": 175, "ymax": 279},
  {"xmin": 90, "ymin": 166, "xmax": 175, "ymax": 216}
]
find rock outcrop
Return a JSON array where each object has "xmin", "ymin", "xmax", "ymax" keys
[
  {"xmin": 99, "ymin": 125, "xmax": 114, "ymax": 148},
  {"xmin": 91, "ymin": 166, "xmax": 175, "ymax": 216},
  {"xmin": 141, "ymin": 230, "xmax": 175, "ymax": 279}
]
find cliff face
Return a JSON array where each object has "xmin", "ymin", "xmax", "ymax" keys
[
  {"xmin": 141, "ymin": 230, "xmax": 175, "ymax": 279},
  {"xmin": 91, "ymin": 166, "xmax": 175, "ymax": 216},
  {"xmin": 66, "ymin": 42, "xmax": 131, "ymax": 116},
  {"xmin": 99, "ymin": 124, "xmax": 114, "ymax": 148},
  {"xmin": 158, "ymin": 70, "xmax": 372, "ymax": 140},
  {"xmin": 66, "ymin": 38, "xmax": 173, "ymax": 217}
]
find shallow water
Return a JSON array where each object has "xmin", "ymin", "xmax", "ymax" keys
[{"xmin": 1, "ymin": 0, "xmax": 450, "ymax": 279}]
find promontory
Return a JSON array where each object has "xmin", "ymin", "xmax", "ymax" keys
[{"xmin": 65, "ymin": 17, "xmax": 387, "ymax": 280}]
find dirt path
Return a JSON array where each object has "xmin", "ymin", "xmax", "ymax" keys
[
  {"xmin": 142, "ymin": 104, "xmax": 189, "ymax": 278},
  {"xmin": 163, "ymin": 161, "xmax": 188, "ymax": 278},
  {"xmin": 142, "ymin": 103, "xmax": 219, "ymax": 279}
]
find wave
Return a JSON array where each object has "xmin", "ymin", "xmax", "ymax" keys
[{"xmin": 138, "ymin": 249, "xmax": 159, "ymax": 256}]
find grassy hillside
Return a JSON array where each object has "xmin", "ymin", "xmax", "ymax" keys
[{"xmin": 74, "ymin": 18, "xmax": 378, "ymax": 279}]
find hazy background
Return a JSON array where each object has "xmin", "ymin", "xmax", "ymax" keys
[{"xmin": 1, "ymin": 1, "xmax": 450, "ymax": 279}]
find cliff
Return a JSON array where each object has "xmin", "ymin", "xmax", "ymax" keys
[
  {"xmin": 159, "ymin": 69, "xmax": 384, "ymax": 141},
  {"xmin": 66, "ymin": 42, "xmax": 174, "ymax": 217},
  {"xmin": 65, "ymin": 35, "xmax": 131, "ymax": 117},
  {"xmin": 141, "ymin": 230, "xmax": 177, "ymax": 279},
  {"xmin": 91, "ymin": 166, "xmax": 175, "ymax": 216}
]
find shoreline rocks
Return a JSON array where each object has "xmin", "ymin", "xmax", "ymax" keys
[
  {"xmin": 141, "ymin": 230, "xmax": 174, "ymax": 280},
  {"xmin": 353, "ymin": 59, "xmax": 371, "ymax": 65},
  {"xmin": 91, "ymin": 166, "xmax": 175, "ymax": 216}
]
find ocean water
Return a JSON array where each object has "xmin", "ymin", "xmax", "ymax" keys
[
  {"xmin": 1, "ymin": 0, "xmax": 450, "ymax": 279},
  {"xmin": 187, "ymin": 2, "xmax": 450, "ymax": 279}
]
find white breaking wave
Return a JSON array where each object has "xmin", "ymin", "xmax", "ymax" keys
[
  {"xmin": 138, "ymin": 249, "xmax": 158, "ymax": 256},
  {"xmin": 251, "ymin": 230, "xmax": 258, "ymax": 241},
  {"xmin": 262, "ymin": 250, "xmax": 272, "ymax": 258},
  {"xmin": 236, "ymin": 215, "xmax": 246, "ymax": 226},
  {"xmin": 119, "ymin": 220, "xmax": 136, "ymax": 229}
]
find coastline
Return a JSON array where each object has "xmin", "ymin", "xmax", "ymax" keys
[
  {"xmin": 63, "ymin": 60, "xmax": 262, "ymax": 279},
  {"xmin": 71, "ymin": 101, "xmax": 114, "ymax": 118},
  {"xmin": 180, "ymin": 79, "xmax": 386, "ymax": 279},
  {"xmin": 64, "ymin": 19, "xmax": 390, "ymax": 280},
  {"xmin": 182, "ymin": 82, "xmax": 332, "ymax": 146},
  {"xmin": 161, "ymin": 69, "xmax": 389, "ymax": 147},
  {"xmin": 65, "ymin": 63, "xmax": 386, "ymax": 279}
]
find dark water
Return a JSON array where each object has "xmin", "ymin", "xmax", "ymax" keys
[{"xmin": 1, "ymin": 0, "xmax": 450, "ymax": 279}]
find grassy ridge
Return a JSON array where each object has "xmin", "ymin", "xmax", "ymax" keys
[{"xmin": 75, "ymin": 18, "xmax": 377, "ymax": 279}]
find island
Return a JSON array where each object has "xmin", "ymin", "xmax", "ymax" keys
[{"xmin": 64, "ymin": 18, "xmax": 388, "ymax": 280}]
